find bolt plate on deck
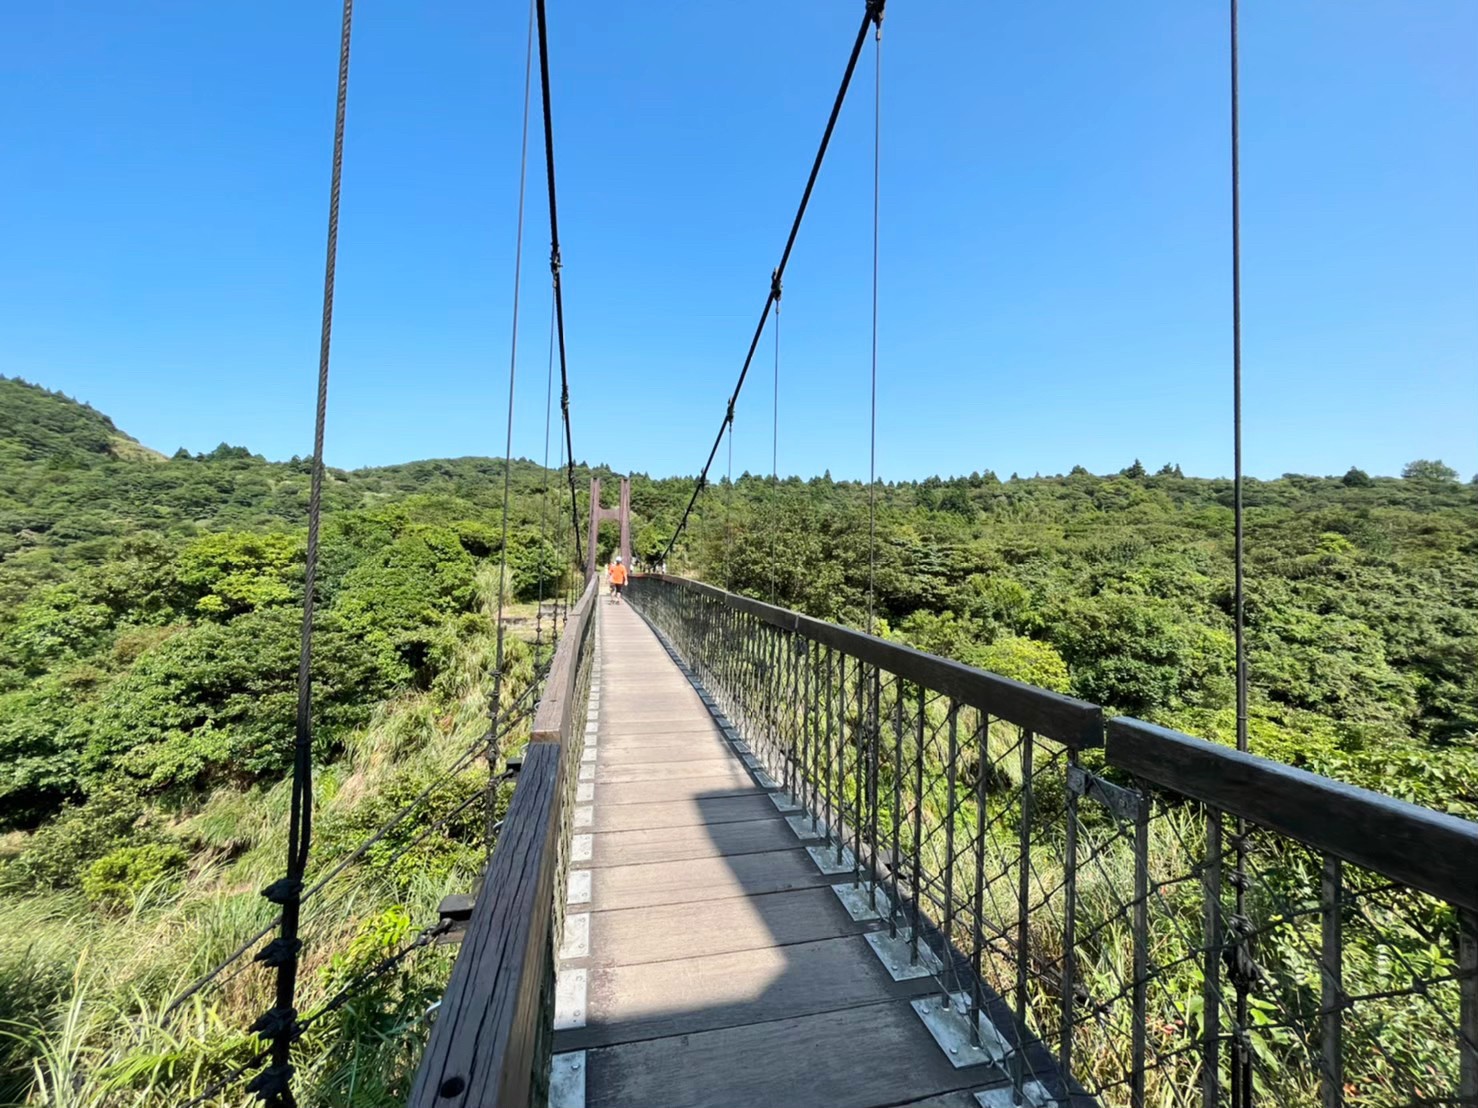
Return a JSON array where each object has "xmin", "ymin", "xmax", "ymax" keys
[
  {"xmin": 865, "ymin": 927, "xmax": 944, "ymax": 981},
  {"xmin": 577, "ymin": 781, "xmax": 594, "ymax": 802},
  {"xmin": 832, "ymin": 880, "xmax": 892, "ymax": 921},
  {"xmin": 755, "ymin": 770, "xmax": 778, "ymax": 789},
  {"xmin": 912, "ymin": 991, "xmax": 1012, "ymax": 1068},
  {"xmin": 554, "ymin": 968, "xmax": 587, "ymax": 1030},
  {"xmin": 578, "ymin": 763, "xmax": 594, "ymax": 781},
  {"xmin": 572, "ymin": 834, "xmax": 592, "ymax": 862},
  {"xmin": 568, "ymin": 869, "xmax": 591, "ymax": 905},
  {"xmin": 786, "ymin": 814, "xmax": 827, "ymax": 839},
  {"xmin": 768, "ymin": 790, "xmax": 801, "ymax": 812},
  {"xmin": 974, "ymin": 1082, "xmax": 1057, "ymax": 1107},
  {"xmin": 550, "ymin": 1052, "xmax": 586, "ymax": 1108},
  {"xmin": 807, "ymin": 844, "xmax": 858, "ymax": 875},
  {"xmin": 574, "ymin": 806, "xmax": 592, "ymax": 828},
  {"xmin": 581, "ymin": 747, "xmax": 597, "ymax": 763},
  {"xmin": 560, "ymin": 912, "xmax": 590, "ymax": 959}
]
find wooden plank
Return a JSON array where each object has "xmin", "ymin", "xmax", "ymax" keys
[
  {"xmin": 583, "ymin": 886, "xmax": 871, "ymax": 967},
  {"xmin": 407, "ymin": 742, "xmax": 563, "ymax": 1107},
  {"xmin": 588, "ymin": 793, "xmax": 782, "ymax": 832},
  {"xmin": 580, "ymin": 999, "xmax": 986, "ymax": 1108},
  {"xmin": 556, "ymin": 935, "xmax": 935, "ymax": 1049},
  {"xmin": 597, "ymin": 741, "xmax": 736, "ymax": 765},
  {"xmin": 588, "ymin": 732, "xmax": 727, "ymax": 750},
  {"xmin": 595, "ymin": 777, "xmax": 763, "ymax": 805},
  {"xmin": 594, "ymin": 759, "xmax": 752, "ymax": 785},
  {"xmin": 586, "ymin": 850, "xmax": 831, "ymax": 911},
  {"xmin": 644, "ymin": 575, "xmax": 1103, "ymax": 748},
  {"xmin": 588, "ymin": 817, "xmax": 798, "ymax": 867},
  {"xmin": 1108, "ymin": 718, "xmax": 1478, "ymax": 913}
]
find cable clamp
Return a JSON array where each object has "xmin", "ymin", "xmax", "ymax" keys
[
  {"xmin": 725, "ymin": 400, "xmax": 735, "ymax": 427},
  {"xmin": 260, "ymin": 876, "xmax": 302, "ymax": 905},
  {"xmin": 867, "ymin": 0, "xmax": 885, "ymax": 28},
  {"xmin": 550, "ymin": 246, "xmax": 562, "ymax": 274},
  {"xmin": 253, "ymin": 937, "xmax": 302, "ymax": 967},
  {"xmin": 247, "ymin": 1063, "xmax": 294, "ymax": 1102},
  {"xmin": 770, "ymin": 269, "xmax": 782, "ymax": 302},
  {"xmin": 250, "ymin": 1006, "xmax": 301, "ymax": 1042}
]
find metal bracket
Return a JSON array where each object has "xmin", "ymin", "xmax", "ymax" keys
[
  {"xmin": 1067, "ymin": 765, "xmax": 1142, "ymax": 824},
  {"xmin": 550, "ymin": 1052, "xmax": 586, "ymax": 1108}
]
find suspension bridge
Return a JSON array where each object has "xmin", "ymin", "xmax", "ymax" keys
[{"xmin": 166, "ymin": 0, "xmax": 1478, "ymax": 1105}]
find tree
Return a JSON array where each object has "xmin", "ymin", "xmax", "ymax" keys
[
  {"xmin": 1342, "ymin": 467, "xmax": 1373, "ymax": 488},
  {"xmin": 1123, "ymin": 459, "xmax": 1147, "ymax": 479},
  {"xmin": 1401, "ymin": 459, "xmax": 1457, "ymax": 482}
]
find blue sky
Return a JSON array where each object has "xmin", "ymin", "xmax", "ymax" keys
[{"xmin": 3, "ymin": 1, "xmax": 1474, "ymax": 481}]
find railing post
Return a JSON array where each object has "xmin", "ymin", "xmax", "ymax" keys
[
  {"xmin": 1320, "ymin": 853, "xmax": 1343, "ymax": 1108},
  {"xmin": 911, "ymin": 682, "xmax": 925, "ymax": 965},
  {"xmin": 970, "ymin": 713, "xmax": 989, "ymax": 1046},
  {"xmin": 941, "ymin": 702, "xmax": 959, "ymax": 1003},
  {"xmin": 1013, "ymin": 728, "xmax": 1034, "ymax": 1101},
  {"xmin": 1203, "ymin": 809, "xmax": 1223, "ymax": 1108},
  {"xmin": 824, "ymin": 644, "xmax": 835, "ymax": 852},
  {"xmin": 889, "ymin": 681, "xmax": 904, "ymax": 939},
  {"xmin": 867, "ymin": 666, "xmax": 881, "ymax": 910},
  {"xmin": 1061, "ymin": 750, "xmax": 1078, "ymax": 1077},
  {"xmin": 1132, "ymin": 787, "xmax": 1150, "ymax": 1108},
  {"xmin": 1461, "ymin": 908, "xmax": 1477, "ymax": 1107},
  {"xmin": 853, "ymin": 656, "xmax": 865, "ymax": 887}
]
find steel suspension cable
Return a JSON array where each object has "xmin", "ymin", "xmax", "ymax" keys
[
  {"xmin": 659, "ymin": 0, "xmax": 887, "ymax": 566},
  {"xmin": 488, "ymin": 0, "xmax": 538, "ymax": 861},
  {"xmin": 1229, "ymin": 1, "xmax": 1247, "ymax": 759},
  {"xmin": 770, "ymin": 286, "xmax": 780, "ymax": 602},
  {"xmin": 253, "ymin": 2, "xmax": 354, "ymax": 1104},
  {"xmin": 1229, "ymin": 4, "xmax": 1252, "ymax": 1107},
  {"xmin": 536, "ymin": 287, "xmax": 557, "ymax": 651},
  {"xmin": 535, "ymin": 0, "xmax": 584, "ymax": 571},
  {"xmin": 866, "ymin": 14, "xmax": 883, "ymax": 634}
]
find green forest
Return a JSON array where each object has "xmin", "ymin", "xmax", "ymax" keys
[{"xmin": 1, "ymin": 374, "xmax": 1475, "ymax": 1105}]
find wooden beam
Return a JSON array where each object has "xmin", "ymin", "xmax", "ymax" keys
[
  {"xmin": 1107, "ymin": 717, "xmax": 1478, "ymax": 913},
  {"xmin": 405, "ymin": 742, "xmax": 564, "ymax": 1107},
  {"xmin": 531, "ymin": 576, "xmax": 598, "ymax": 745}
]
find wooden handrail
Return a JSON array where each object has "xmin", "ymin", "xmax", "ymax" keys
[
  {"xmin": 406, "ymin": 576, "xmax": 598, "ymax": 1108},
  {"xmin": 1108, "ymin": 717, "xmax": 1478, "ymax": 914},
  {"xmin": 635, "ymin": 574, "xmax": 1103, "ymax": 748}
]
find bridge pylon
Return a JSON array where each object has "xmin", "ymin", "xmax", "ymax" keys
[{"xmin": 585, "ymin": 475, "xmax": 630, "ymax": 581}]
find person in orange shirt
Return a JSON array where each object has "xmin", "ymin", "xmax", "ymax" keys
[{"xmin": 607, "ymin": 556, "xmax": 628, "ymax": 603}]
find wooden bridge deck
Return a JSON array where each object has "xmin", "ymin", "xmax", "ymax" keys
[{"xmin": 551, "ymin": 599, "xmax": 1017, "ymax": 1108}]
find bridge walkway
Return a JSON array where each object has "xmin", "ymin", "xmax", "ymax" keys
[{"xmin": 550, "ymin": 599, "xmax": 1015, "ymax": 1108}]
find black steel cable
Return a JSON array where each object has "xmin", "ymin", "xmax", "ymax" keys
[
  {"xmin": 535, "ymin": 0, "xmax": 584, "ymax": 571},
  {"xmin": 866, "ymin": 14, "xmax": 882, "ymax": 634},
  {"xmin": 536, "ymin": 288, "xmax": 557, "ymax": 650},
  {"xmin": 488, "ymin": 0, "xmax": 538, "ymax": 860},
  {"xmin": 258, "ymin": 3, "xmax": 354, "ymax": 1103},
  {"xmin": 770, "ymin": 291, "xmax": 780, "ymax": 602},
  {"xmin": 659, "ymin": 0, "xmax": 887, "ymax": 565},
  {"xmin": 1229, "ymin": 5, "xmax": 1252, "ymax": 1105}
]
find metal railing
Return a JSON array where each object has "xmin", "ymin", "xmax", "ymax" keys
[
  {"xmin": 628, "ymin": 573, "xmax": 1478, "ymax": 1108},
  {"xmin": 407, "ymin": 576, "xmax": 598, "ymax": 1108}
]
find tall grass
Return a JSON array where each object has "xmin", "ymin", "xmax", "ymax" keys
[{"xmin": 0, "ymin": 614, "xmax": 541, "ymax": 1107}]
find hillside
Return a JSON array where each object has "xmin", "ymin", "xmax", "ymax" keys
[{"xmin": 0, "ymin": 377, "xmax": 1475, "ymax": 1105}]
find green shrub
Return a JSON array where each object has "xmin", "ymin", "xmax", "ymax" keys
[
  {"xmin": 80, "ymin": 842, "xmax": 187, "ymax": 909},
  {"xmin": 15, "ymin": 785, "xmax": 144, "ymax": 889}
]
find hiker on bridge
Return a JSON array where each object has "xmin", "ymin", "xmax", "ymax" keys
[{"xmin": 607, "ymin": 555, "xmax": 628, "ymax": 603}]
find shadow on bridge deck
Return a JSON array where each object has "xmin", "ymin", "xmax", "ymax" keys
[{"xmin": 550, "ymin": 599, "xmax": 1069, "ymax": 1108}]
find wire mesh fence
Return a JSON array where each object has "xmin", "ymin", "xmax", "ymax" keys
[{"xmin": 629, "ymin": 574, "xmax": 1478, "ymax": 1108}]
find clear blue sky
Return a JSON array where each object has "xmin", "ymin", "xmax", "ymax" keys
[{"xmin": 3, "ymin": 1, "xmax": 1475, "ymax": 482}]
